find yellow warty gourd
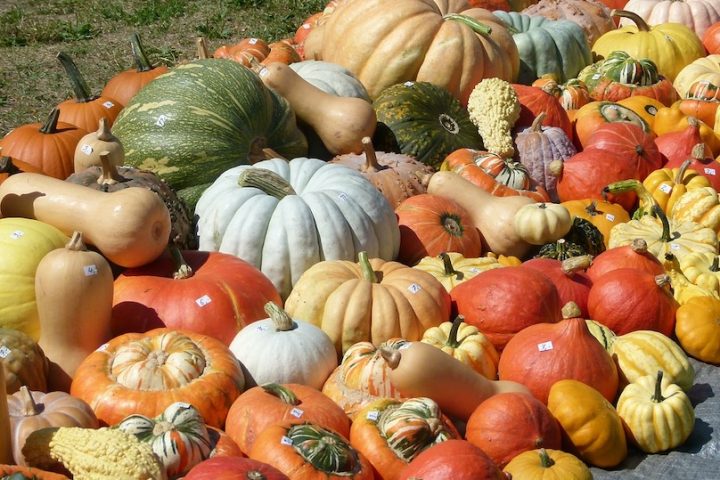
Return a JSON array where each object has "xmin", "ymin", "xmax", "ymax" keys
[{"xmin": 467, "ymin": 78, "xmax": 520, "ymax": 157}]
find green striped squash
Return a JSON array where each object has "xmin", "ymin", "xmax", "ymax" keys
[
  {"xmin": 285, "ymin": 423, "xmax": 365, "ymax": 476},
  {"xmin": 373, "ymin": 82, "xmax": 482, "ymax": 169},
  {"xmin": 111, "ymin": 59, "xmax": 308, "ymax": 206}
]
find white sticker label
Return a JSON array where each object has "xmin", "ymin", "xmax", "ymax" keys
[
  {"xmin": 407, "ymin": 283, "xmax": 422, "ymax": 294},
  {"xmin": 605, "ymin": 214, "xmax": 615, "ymax": 222},
  {"xmin": 195, "ymin": 295, "xmax": 212, "ymax": 307},
  {"xmin": 337, "ymin": 192, "xmax": 349, "ymax": 201},
  {"xmin": 10, "ymin": 230, "xmax": 23, "ymax": 240},
  {"xmin": 155, "ymin": 114, "xmax": 168, "ymax": 127},
  {"xmin": 670, "ymin": 243, "xmax": 681, "ymax": 251},
  {"xmin": 102, "ymin": 101, "xmax": 114, "ymax": 109},
  {"xmin": 404, "ymin": 81, "xmax": 414, "ymax": 87},
  {"xmin": 469, "ymin": 267, "xmax": 480, "ymax": 274},
  {"xmin": 280, "ymin": 436, "xmax": 293, "ymax": 446},
  {"xmin": 80, "ymin": 144, "xmax": 93, "ymax": 155},
  {"xmin": 176, "ymin": 402, "xmax": 192, "ymax": 409},
  {"xmin": 705, "ymin": 167, "xmax": 717, "ymax": 176},
  {"xmin": 592, "ymin": 73, "xmax": 602, "ymax": 79},
  {"xmin": 0, "ymin": 346, "xmax": 11, "ymax": 358},
  {"xmin": 397, "ymin": 342, "xmax": 411, "ymax": 350},
  {"xmin": 290, "ymin": 407, "xmax": 304, "ymax": 418},
  {"xmin": 97, "ymin": 343, "xmax": 109, "ymax": 352},
  {"xmin": 537, "ymin": 341, "xmax": 554, "ymax": 352},
  {"xmin": 249, "ymin": 38, "xmax": 258, "ymax": 44},
  {"xmin": 255, "ymin": 324, "xmax": 269, "ymax": 332},
  {"xmin": 83, "ymin": 265, "xmax": 98, "ymax": 276},
  {"xmin": 366, "ymin": 410, "xmax": 380, "ymax": 421},
  {"xmin": 659, "ymin": 183, "xmax": 672, "ymax": 194}
]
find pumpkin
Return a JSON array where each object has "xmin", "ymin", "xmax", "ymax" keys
[
  {"xmin": 373, "ymin": 81, "xmax": 483, "ymax": 169},
  {"xmin": 670, "ymin": 186, "xmax": 720, "ymax": 232},
  {"xmin": 513, "ymin": 202, "xmax": 573, "ymax": 245},
  {"xmin": 531, "ymin": 77, "xmax": 592, "ymax": 117},
  {"xmin": 185, "ymin": 457, "xmax": 289, "ymax": 480},
  {"xmin": 704, "ymin": 21, "xmax": 720, "ymax": 53},
  {"xmin": 0, "ymin": 108, "xmax": 86, "ymax": 180},
  {"xmin": 537, "ymin": 217, "xmax": 606, "ymax": 259},
  {"xmin": 522, "ymin": 0, "xmax": 615, "ymax": 44},
  {"xmin": 465, "ymin": 393, "xmax": 562, "ymax": 468},
  {"xmin": 679, "ymin": 251, "xmax": 720, "ymax": 293},
  {"xmin": 515, "ymin": 113, "xmax": 577, "ymax": 202},
  {"xmin": 399, "ymin": 439, "xmax": 506, "ymax": 480},
  {"xmin": 503, "ymin": 448, "xmax": 592, "ymax": 480},
  {"xmin": 616, "ymin": 370, "xmax": 695, "ymax": 452},
  {"xmin": 0, "ymin": 151, "xmax": 43, "ymax": 185},
  {"xmin": 72, "ymin": 117, "xmax": 124, "ymax": 174},
  {"xmin": 116, "ymin": 402, "xmax": 212, "ymax": 477},
  {"xmin": 289, "ymin": 60, "xmax": 370, "ymax": 100},
  {"xmin": 586, "ymin": 238, "xmax": 665, "ymax": 281},
  {"xmin": 112, "ymin": 249, "xmax": 281, "ymax": 346},
  {"xmin": 676, "ymin": 81, "xmax": 720, "ymax": 128},
  {"xmin": 303, "ymin": 0, "xmax": 520, "ymax": 105},
  {"xmin": 675, "ymin": 294, "xmax": 720, "ymax": 363},
  {"xmin": 111, "ymin": 59, "xmax": 308, "ymax": 206},
  {"xmin": 350, "ymin": 397, "xmax": 459, "ymax": 479},
  {"xmin": 673, "ymin": 54, "xmax": 720, "ymax": 99},
  {"xmin": 592, "ymin": 10, "xmax": 705, "ymax": 82},
  {"xmin": 0, "ymin": 218, "xmax": 68, "ymax": 340},
  {"xmin": 8, "ymin": 387, "xmax": 98, "ymax": 466},
  {"xmin": 0, "ymin": 329, "xmax": 48, "ymax": 395},
  {"xmin": 420, "ymin": 315, "xmax": 500, "ymax": 379},
  {"xmin": 55, "ymin": 52, "xmax": 123, "ymax": 132},
  {"xmin": 413, "ymin": 252, "xmax": 504, "ymax": 291},
  {"xmin": 546, "ymin": 379, "xmax": 627, "ymax": 468},
  {"xmin": 653, "ymin": 103, "xmax": 720, "ymax": 155},
  {"xmin": 101, "ymin": 33, "xmax": 170, "ymax": 107},
  {"xmin": 285, "ymin": 252, "xmax": 450, "ymax": 355},
  {"xmin": 620, "ymin": 0, "xmax": 720, "ymax": 38},
  {"xmin": 512, "ymin": 84, "xmax": 574, "ymax": 139},
  {"xmin": 493, "ymin": 11, "xmax": 592, "ymax": 84},
  {"xmin": 330, "ymin": 137, "xmax": 434, "ymax": 209},
  {"xmin": 195, "ymin": 158, "xmax": 399, "ymax": 300},
  {"xmin": 225, "ymin": 383, "xmax": 351, "ymax": 456},
  {"xmin": 472, "ymin": 152, "xmax": 532, "ymax": 190},
  {"xmin": 228, "ymin": 302, "xmax": 337, "ymax": 390},
  {"xmin": 206, "ymin": 427, "xmax": 243, "ymax": 459},
  {"xmin": 659, "ymin": 130, "xmax": 718, "ymax": 183},
  {"xmin": 70, "ymin": 328, "xmax": 245, "ymax": 429},
  {"xmin": 642, "ymin": 157, "xmax": 711, "ymax": 214},
  {"xmin": 396, "ymin": 193, "xmax": 482, "ymax": 266},
  {"xmin": 610, "ymin": 330, "xmax": 695, "ymax": 391},
  {"xmin": 571, "ymin": 100, "xmax": 650, "ymax": 148},
  {"xmin": 561, "ymin": 199, "xmax": 630, "ymax": 247},
  {"xmin": 214, "ymin": 37, "xmax": 271, "ymax": 65},
  {"xmin": 450, "ymin": 266, "xmax": 561, "ymax": 351},
  {"xmin": 521, "ymin": 257, "xmax": 593, "ymax": 317},
  {"xmin": 617, "ymin": 94, "xmax": 665, "ymax": 130}
]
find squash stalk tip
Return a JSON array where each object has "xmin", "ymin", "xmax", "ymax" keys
[
  {"xmin": 130, "ymin": 32, "xmax": 154, "ymax": 72},
  {"xmin": 56, "ymin": 51, "xmax": 95, "ymax": 103},
  {"xmin": 439, "ymin": 252, "xmax": 458, "ymax": 277},
  {"xmin": 168, "ymin": 243, "xmax": 194, "ymax": 279},
  {"xmin": 611, "ymin": 9, "xmax": 651, "ymax": 32},
  {"xmin": 379, "ymin": 346, "xmax": 401, "ymax": 369},
  {"xmin": 237, "ymin": 168, "xmax": 296, "ymax": 199},
  {"xmin": 65, "ymin": 231, "xmax": 87, "ymax": 252},
  {"xmin": 443, "ymin": 14, "xmax": 493, "ymax": 36},
  {"xmin": 561, "ymin": 301, "xmax": 582, "ymax": 319},
  {"xmin": 19, "ymin": 385, "xmax": 40, "ymax": 416},
  {"xmin": 652, "ymin": 370, "xmax": 665, "ymax": 403},
  {"xmin": 39, "ymin": 107, "xmax": 62, "ymax": 134},
  {"xmin": 264, "ymin": 301, "xmax": 296, "ymax": 331},
  {"xmin": 538, "ymin": 448, "xmax": 555, "ymax": 468},
  {"xmin": 446, "ymin": 315, "xmax": 464, "ymax": 348},
  {"xmin": 358, "ymin": 251, "xmax": 378, "ymax": 283},
  {"xmin": 361, "ymin": 136, "xmax": 386, "ymax": 173},
  {"xmin": 260, "ymin": 383, "xmax": 300, "ymax": 405}
]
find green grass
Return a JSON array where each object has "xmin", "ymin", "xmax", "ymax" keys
[{"xmin": 0, "ymin": 0, "xmax": 325, "ymax": 136}]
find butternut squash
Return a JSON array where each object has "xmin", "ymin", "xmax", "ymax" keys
[
  {"xmin": 36, "ymin": 231, "xmax": 113, "ymax": 392},
  {"xmin": 0, "ymin": 363, "xmax": 12, "ymax": 464},
  {"xmin": 73, "ymin": 118, "xmax": 124, "ymax": 173},
  {"xmin": 427, "ymin": 171, "xmax": 534, "ymax": 257},
  {"xmin": 380, "ymin": 341, "xmax": 530, "ymax": 421},
  {"xmin": 258, "ymin": 62, "xmax": 377, "ymax": 155},
  {"xmin": 0, "ymin": 171, "xmax": 170, "ymax": 267}
]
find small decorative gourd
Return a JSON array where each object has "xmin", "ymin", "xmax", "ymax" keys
[
  {"xmin": 413, "ymin": 252, "xmax": 504, "ymax": 292},
  {"xmin": 503, "ymin": 448, "xmax": 592, "ymax": 480},
  {"xmin": 73, "ymin": 117, "xmax": 124, "ymax": 173},
  {"xmin": 514, "ymin": 202, "xmax": 573, "ymax": 245},
  {"xmin": 0, "ymin": 328, "xmax": 49, "ymax": 394}
]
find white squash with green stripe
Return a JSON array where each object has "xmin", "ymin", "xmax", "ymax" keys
[{"xmin": 195, "ymin": 157, "xmax": 400, "ymax": 299}]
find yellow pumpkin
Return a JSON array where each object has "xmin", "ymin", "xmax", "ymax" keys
[
  {"xmin": 643, "ymin": 160, "xmax": 711, "ymax": 214},
  {"xmin": 560, "ymin": 199, "xmax": 630, "ymax": 248},
  {"xmin": 670, "ymin": 186, "xmax": 720, "ymax": 233},
  {"xmin": 616, "ymin": 371, "xmax": 695, "ymax": 453},
  {"xmin": 675, "ymin": 295, "xmax": 720, "ymax": 363},
  {"xmin": 673, "ymin": 54, "xmax": 720, "ymax": 99},
  {"xmin": 420, "ymin": 315, "xmax": 499, "ymax": 379},
  {"xmin": 413, "ymin": 252, "xmax": 503, "ymax": 292},
  {"xmin": 618, "ymin": 95, "xmax": 665, "ymax": 132},
  {"xmin": 653, "ymin": 103, "xmax": 720, "ymax": 154},
  {"xmin": 663, "ymin": 252, "xmax": 720, "ymax": 304},
  {"xmin": 679, "ymin": 251, "xmax": 720, "ymax": 293},
  {"xmin": 547, "ymin": 379, "xmax": 627, "ymax": 468},
  {"xmin": 593, "ymin": 10, "xmax": 705, "ymax": 82},
  {"xmin": 503, "ymin": 448, "xmax": 592, "ymax": 480}
]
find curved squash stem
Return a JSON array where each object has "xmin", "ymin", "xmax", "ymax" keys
[
  {"xmin": 237, "ymin": 168, "xmax": 296, "ymax": 199},
  {"xmin": 19, "ymin": 386, "xmax": 40, "ymax": 416},
  {"xmin": 561, "ymin": 255, "xmax": 592, "ymax": 276},
  {"xmin": 561, "ymin": 301, "xmax": 582, "ymax": 319},
  {"xmin": 196, "ymin": 37, "xmax": 210, "ymax": 59},
  {"xmin": 711, "ymin": 256, "xmax": 720, "ymax": 272},
  {"xmin": 361, "ymin": 136, "xmax": 387, "ymax": 173},
  {"xmin": 96, "ymin": 117, "xmax": 114, "ymax": 141},
  {"xmin": 39, "ymin": 108, "xmax": 61, "ymax": 134},
  {"xmin": 439, "ymin": 252, "xmax": 458, "ymax": 277},
  {"xmin": 556, "ymin": 238, "xmax": 567, "ymax": 258},
  {"xmin": 674, "ymin": 158, "xmax": 692, "ymax": 184},
  {"xmin": 610, "ymin": 9, "xmax": 651, "ymax": 32},
  {"xmin": 652, "ymin": 204, "xmax": 673, "ymax": 243},
  {"xmin": 691, "ymin": 143, "xmax": 707, "ymax": 163},
  {"xmin": 65, "ymin": 231, "xmax": 87, "ymax": 252},
  {"xmin": 261, "ymin": 383, "xmax": 300, "ymax": 405},
  {"xmin": 655, "ymin": 274, "xmax": 672, "ymax": 288},
  {"xmin": 0, "ymin": 151, "xmax": 22, "ymax": 176},
  {"xmin": 530, "ymin": 112, "xmax": 547, "ymax": 132},
  {"xmin": 631, "ymin": 238, "xmax": 649, "ymax": 253},
  {"xmin": 97, "ymin": 151, "xmax": 125, "ymax": 186},
  {"xmin": 603, "ymin": 180, "xmax": 655, "ymax": 217},
  {"xmin": 130, "ymin": 32, "xmax": 154, "ymax": 72},
  {"xmin": 264, "ymin": 301, "xmax": 296, "ymax": 332},
  {"xmin": 539, "ymin": 448, "xmax": 556, "ymax": 468},
  {"xmin": 652, "ymin": 370, "xmax": 665, "ymax": 403},
  {"xmin": 56, "ymin": 51, "xmax": 95, "ymax": 103},
  {"xmin": 168, "ymin": 243, "xmax": 194, "ymax": 279},
  {"xmin": 357, "ymin": 251, "xmax": 378, "ymax": 283},
  {"xmin": 443, "ymin": 14, "xmax": 493, "ymax": 36},
  {"xmin": 379, "ymin": 346, "xmax": 401, "ymax": 369},
  {"xmin": 446, "ymin": 315, "xmax": 464, "ymax": 348}
]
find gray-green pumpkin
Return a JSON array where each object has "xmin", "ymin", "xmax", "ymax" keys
[
  {"xmin": 111, "ymin": 59, "xmax": 308, "ymax": 206},
  {"xmin": 493, "ymin": 11, "xmax": 592, "ymax": 85}
]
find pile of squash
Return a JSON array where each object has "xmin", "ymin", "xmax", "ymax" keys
[{"xmin": 1, "ymin": 0, "xmax": 720, "ymax": 478}]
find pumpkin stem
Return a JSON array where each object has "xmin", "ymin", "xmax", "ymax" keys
[
  {"xmin": 264, "ymin": 301, "xmax": 296, "ymax": 332},
  {"xmin": 538, "ymin": 448, "xmax": 555, "ymax": 468},
  {"xmin": 361, "ymin": 136, "xmax": 387, "ymax": 173},
  {"xmin": 652, "ymin": 370, "xmax": 665, "ymax": 403},
  {"xmin": 548, "ymin": 160, "xmax": 563, "ymax": 178},
  {"xmin": 260, "ymin": 383, "xmax": 300, "ymax": 406},
  {"xmin": 603, "ymin": 179, "xmax": 655, "ymax": 217},
  {"xmin": 555, "ymin": 238, "xmax": 567, "ymax": 257},
  {"xmin": 65, "ymin": 231, "xmax": 88, "ymax": 252},
  {"xmin": 39, "ymin": 108, "xmax": 62, "ymax": 134},
  {"xmin": 710, "ymin": 256, "xmax": 720, "ymax": 272},
  {"xmin": 358, "ymin": 251, "xmax": 378, "ymax": 283},
  {"xmin": 379, "ymin": 346, "xmax": 401, "ymax": 369},
  {"xmin": 443, "ymin": 14, "xmax": 492, "ymax": 36},
  {"xmin": 691, "ymin": 143, "xmax": 707, "ymax": 163},
  {"xmin": 652, "ymin": 204, "xmax": 673, "ymax": 243},
  {"xmin": 630, "ymin": 238, "xmax": 649, "ymax": 253},
  {"xmin": 611, "ymin": 9, "xmax": 651, "ymax": 32},
  {"xmin": 530, "ymin": 112, "xmax": 547, "ymax": 132},
  {"xmin": 446, "ymin": 315, "xmax": 464, "ymax": 348},
  {"xmin": 675, "ymin": 158, "xmax": 693, "ymax": 184},
  {"xmin": 97, "ymin": 151, "xmax": 125, "ymax": 186},
  {"xmin": 130, "ymin": 32, "xmax": 154, "ymax": 72},
  {"xmin": 0, "ymin": 155, "xmax": 23, "ymax": 176},
  {"xmin": 56, "ymin": 51, "xmax": 95, "ymax": 103},
  {"xmin": 237, "ymin": 168, "xmax": 296, "ymax": 199},
  {"xmin": 262, "ymin": 147, "xmax": 287, "ymax": 160},
  {"xmin": 584, "ymin": 201, "xmax": 600, "ymax": 216},
  {"xmin": 96, "ymin": 117, "xmax": 114, "ymax": 141},
  {"xmin": 439, "ymin": 252, "xmax": 459, "ymax": 277},
  {"xmin": 19, "ymin": 386, "xmax": 40, "ymax": 416},
  {"xmin": 561, "ymin": 302, "xmax": 582, "ymax": 319},
  {"xmin": 655, "ymin": 274, "xmax": 671, "ymax": 288},
  {"xmin": 247, "ymin": 472, "xmax": 268, "ymax": 480},
  {"xmin": 168, "ymin": 243, "xmax": 194, "ymax": 279},
  {"xmin": 196, "ymin": 37, "xmax": 210, "ymax": 59},
  {"xmin": 561, "ymin": 255, "xmax": 592, "ymax": 275}
]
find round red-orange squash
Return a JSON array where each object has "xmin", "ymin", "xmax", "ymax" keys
[
  {"xmin": 512, "ymin": 84, "xmax": 573, "ymax": 140},
  {"xmin": 521, "ymin": 256, "xmax": 593, "ymax": 317},
  {"xmin": 185, "ymin": 457, "xmax": 289, "ymax": 480},
  {"xmin": 465, "ymin": 392, "xmax": 562, "ymax": 468},
  {"xmin": 398, "ymin": 439, "xmax": 506, "ymax": 480},
  {"xmin": 450, "ymin": 267, "xmax": 561, "ymax": 351},
  {"xmin": 703, "ymin": 21, "xmax": 720, "ymax": 54},
  {"xmin": 207, "ymin": 427, "xmax": 244, "ymax": 458},
  {"xmin": 586, "ymin": 239, "xmax": 665, "ymax": 282}
]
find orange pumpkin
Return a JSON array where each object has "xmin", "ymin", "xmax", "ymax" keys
[
  {"xmin": 214, "ymin": 38, "xmax": 300, "ymax": 68},
  {"xmin": 704, "ymin": 22, "xmax": 720, "ymax": 54},
  {"xmin": 572, "ymin": 100, "xmax": 651, "ymax": 149},
  {"xmin": 0, "ymin": 152, "xmax": 44, "ymax": 185},
  {"xmin": 677, "ymin": 82, "xmax": 720, "ymax": 127},
  {"xmin": 561, "ymin": 199, "xmax": 630, "ymax": 247}
]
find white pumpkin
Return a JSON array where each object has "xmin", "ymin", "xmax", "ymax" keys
[
  {"xmin": 229, "ymin": 302, "xmax": 338, "ymax": 389},
  {"xmin": 289, "ymin": 60, "xmax": 371, "ymax": 100},
  {"xmin": 513, "ymin": 202, "xmax": 573, "ymax": 245},
  {"xmin": 620, "ymin": 0, "xmax": 720, "ymax": 38},
  {"xmin": 195, "ymin": 157, "xmax": 400, "ymax": 299}
]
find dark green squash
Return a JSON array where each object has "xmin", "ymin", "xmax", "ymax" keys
[
  {"xmin": 111, "ymin": 59, "xmax": 308, "ymax": 206},
  {"xmin": 537, "ymin": 218, "xmax": 605, "ymax": 259},
  {"xmin": 373, "ymin": 81, "xmax": 482, "ymax": 169}
]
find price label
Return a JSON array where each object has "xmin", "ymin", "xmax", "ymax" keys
[
  {"xmin": 280, "ymin": 436, "xmax": 293, "ymax": 446},
  {"xmin": 249, "ymin": 38, "xmax": 258, "ymax": 44},
  {"xmin": 407, "ymin": 283, "xmax": 422, "ymax": 294},
  {"xmin": 705, "ymin": 167, "xmax": 717, "ymax": 176},
  {"xmin": 592, "ymin": 73, "xmax": 602, "ymax": 79},
  {"xmin": 0, "ymin": 346, "xmax": 11, "ymax": 358},
  {"xmin": 97, "ymin": 343, "xmax": 109, "ymax": 352},
  {"xmin": 605, "ymin": 214, "xmax": 615, "ymax": 222},
  {"xmin": 337, "ymin": 192, "xmax": 349, "ymax": 201},
  {"xmin": 80, "ymin": 144, "xmax": 93, "ymax": 155},
  {"xmin": 670, "ymin": 243, "xmax": 680, "ymax": 251},
  {"xmin": 290, "ymin": 407, "xmax": 304, "ymax": 418},
  {"xmin": 195, "ymin": 295, "xmax": 212, "ymax": 307},
  {"xmin": 176, "ymin": 402, "xmax": 192, "ymax": 409},
  {"xmin": 255, "ymin": 324, "xmax": 269, "ymax": 332},
  {"xmin": 155, "ymin": 114, "xmax": 168, "ymax": 127},
  {"xmin": 10, "ymin": 230, "xmax": 23, "ymax": 240},
  {"xmin": 102, "ymin": 101, "xmax": 114, "ymax": 109},
  {"xmin": 469, "ymin": 267, "xmax": 480, "ymax": 273},
  {"xmin": 83, "ymin": 265, "xmax": 98, "ymax": 276},
  {"xmin": 537, "ymin": 341, "xmax": 554, "ymax": 352},
  {"xmin": 404, "ymin": 81, "xmax": 414, "ymax": 87},
  {"xmin": 366, "ymin": 410, "xmax": 380, "ymax": 421},
  {"xmin": 659, "ymin": 183, "xmax": 672, "ymax": 194},
  {"xmin": 302, "ymin": 23, "xmax": 311, "ymax": 29},
  {"xmin": 398, "ymin": 342, "xmax": 411, "ymax": 350}
]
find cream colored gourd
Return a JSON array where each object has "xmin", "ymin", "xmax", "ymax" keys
[
  {"xmin": 73, "ymin": 118, "xmax": 124, "ymax": 173},
  {"xmin": 0, "ymin": 168, "xmax": 171, "ymax": 268},
  {"xmin": 514, "ymin": 202, "xmax": 573, "ymax": 245},
  {"xmin": 35, "ymin": 231, "xmax": 113, "ymax": 392},
  {"xmin": 427, "ymin": 171, "xmax": 534, "ymax": 257},
  {"xmin": 0, "ymin": 363, "xmax": 12, "ymax": 464},
  {"xmin": 258, "ymin": 62, "xmax": 376, "ymax": 155}
]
